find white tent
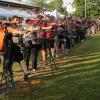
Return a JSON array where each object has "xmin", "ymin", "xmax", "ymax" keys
[
  {"xmin": 52, "ymin": 9, "xmax": 65, "ymax": 18},
  {"xmin": 0, "ymin": 8, "xmax": 15, "ymax": 16},
  {"xmin": 44, "ymin": 11, "xmax": 54, "ymax": 16},
  {"xmin": 0, "ymin": 8, "xmax": 37, "ymax": 18},
  {"xmin": 0, "ymin": 8, "xmax": 28, "ymax": 17},
  {"xmin": 27, "ymin": 13, "xmax": 37, "ymax": 18},
  {"xmin": 44, "ymin": 9, "xmax": 65, "ymax": 18}
]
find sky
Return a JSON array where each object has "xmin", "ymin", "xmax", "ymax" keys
[{"xmin": 46, "ymin": 0, "xmax": 75, "ymax": 13}]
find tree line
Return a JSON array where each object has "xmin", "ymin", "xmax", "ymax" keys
[
  {"xmin": 73, "ymin": 0, "xmax": 100, "ymax": 18},
  {"xmin": 31, "ymin": 0, "xmax": 100, "ymax": 18}
]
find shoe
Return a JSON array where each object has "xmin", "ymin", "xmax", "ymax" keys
[
  {"xmin": 24, "ymin": 74, "xmax": 28, "ymax": 81},
  {"xmin": 31, "ymin": 69, "xmax": 37, "ymax": 73},
  {"xmin": 42, "ymin": 61, "xmax": 47, "ymax": 65},
  {"xmin": 9, "ymin": 75, "xmax": 14, "ymax": 83},
  {"xmin": 7, "ymin": 81, "xmax": 15, "ymax": 89},
  {"xmin": 55, "ymin": 54, "xmax": 59, "ymax": 57}
]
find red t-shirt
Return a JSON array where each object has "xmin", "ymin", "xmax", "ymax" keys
[{"xmin": 39, "ymin": 31, "xmax": 53, "ymax": 39}]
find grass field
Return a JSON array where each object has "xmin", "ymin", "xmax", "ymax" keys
[{"xmin": 0, "ymin": 32, "xmax": 100, "ymax": 100}]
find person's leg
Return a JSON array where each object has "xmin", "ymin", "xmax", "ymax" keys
[
  {"xmin": 59, "ymin": 41, "xmax": 64, "ymax": 55},
  {"xmin": 58, "ymin": 40, "xmax": 62, "ymax": 54},
  {"xmin": 80, "ymin": 32, "xmax": 84, "ymax": 42},
  {"xmin": 0, "ymin": 52, "xmax": 4, "ymax": 68},
  {"xmin": 49, "ymin": 40, "xmax": 55, "ymax": 58},
  {"xmin": 31, "ymin": 45, "xmax": 39, "ymax": 71},
  {"xmin": 3, "ymin": 58, "xmax": 8, "ymax": 77},
  {"xmin": 3, "ymin": 46, "xmax": 14, "ymax": 81},
  {"xmin": 23, "ymin": 47, "xmax": 31, "ymax": 69},
  {"xmin": 66, "ymin": 37, "xmax": 71, "ymax": 54},
  {"xmin": 22, "ymin": 46, "xmax": 31, "ymax": 80},
  {"xmin": 41, "ymin": 40, "xmax": 47, "ymax": 65},
  {"xmin": 41, "ymin": 49, "xmax": 47, "ymax": 65},
  {"xmin": 61, "ymin": 41, "xmax": 65, "ymax": 52},
  {"xmin": 8, "ymin": 59, "xmax": 13, "ymax": 81}
]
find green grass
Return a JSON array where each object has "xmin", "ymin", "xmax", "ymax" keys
[{"xmin": 0, "ymin": 33, "xmax": 100, "ymax": 100}]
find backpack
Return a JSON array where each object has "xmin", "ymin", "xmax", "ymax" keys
[
  {"xmin": 39, "ymin": 31, "xmax": 53, "ymax": 39},
  {"xmin": 13, "ymin": 44, "xmax": 23, "ymax": 62},
  {"xmin": 3, "ymin": 32, "xmax": 23, "ymax": 62},
  {"xmin": 46, "ymin": 31, "xmax": 53, "ymax": 39}
]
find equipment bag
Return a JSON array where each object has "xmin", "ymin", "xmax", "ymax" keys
[{"xmin": 13, "ymin": 44, "xmax": 23, "ymax": 62}]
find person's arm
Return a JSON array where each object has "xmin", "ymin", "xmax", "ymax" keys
[
  {"xmin": 32, "ymin": 27, "xmax": 40, "ymax": 31},
  {"xmin": 42, "ymin": 26, "xmax": 52, "ymax": 30},
  {"xmin": 7, "ymin": 27, "xmax": 24, "ymax": 35}
]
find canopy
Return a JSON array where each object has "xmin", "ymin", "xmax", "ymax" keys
[
  {"xmin": 0, "ymin": 8, "xmax": 37, "ymax": 18},
  {"xmin": 44, "ymin": 9, "xmax": 65, "ymax": 18},
  {"xmin": 0, "ymin": 8, "xmax": 14, "ymax": 16}
]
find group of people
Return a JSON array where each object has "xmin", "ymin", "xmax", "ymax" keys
[{"xmin": 0, "ymin": 15, "xmax": 99, "ymax": 83}]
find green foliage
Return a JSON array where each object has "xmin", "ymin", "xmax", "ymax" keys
[
  {"xmin": 31, "ymin": 0, "xmax": 43, "ymax": 4},
  {"xmin": 31, "ymin": 0, "xmax": 67, "ymax": 15},
  {"xmin": 45, "ymin": 1, "xmax": 55, "ymax": 10},
  {"xmin": 31, "ymin": 0, "xmax": 44, "ymax": 9},
  {"xmin": 57, "ymin": 0, "xmax": 67, "ymax": 15},
  {"xmin": 73, "ymin": 0, "xmax": 100, "ymax": 18}
]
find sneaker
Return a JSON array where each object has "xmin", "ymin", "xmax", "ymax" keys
[
  {"xmin": 31, "ymin": 69, "xmax": 36, "ymax": 73},
  {"xmin": 7, "ymin": 81, "xmax": 15, "ymax": 89},
  {"xmin": 55, "ymin": 54, "xmax": 59, "ymax": 57}
]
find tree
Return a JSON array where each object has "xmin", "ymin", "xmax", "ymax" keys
[
  {"xmin": 57, "ymin": 0, "xmax": 67, "ymax": 15},
  {"xmin": 31, "ymin": 0, "xmax": 68, "ymax": 15},
  {"xmin": 31, "ymin": 0, "xmax": 44, "ymax": 9},
  {"xmin": 73, "ymin": 0, "xmax": 100, "ymax": 18}
]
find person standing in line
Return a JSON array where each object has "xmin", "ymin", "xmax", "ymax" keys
[
  {"xmin": 3, "ymin": 16, "xmax": 29, "ymax": 81},
  {"xmin": 22, "ymin": 19, "xmax": 40, "ymax": 73}
]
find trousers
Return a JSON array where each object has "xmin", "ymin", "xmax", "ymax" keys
[{"xmin": 23, "ymin": 44, "xmax": 40, "ymax": 70}]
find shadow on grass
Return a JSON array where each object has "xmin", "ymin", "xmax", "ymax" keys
[
  {"xmin": 0, "ymin": 55, "xmax": 100, "ymax": 100},
  {"xmin": 1, "ymin": 34, "xmax": 100, "ymax": 100}
]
